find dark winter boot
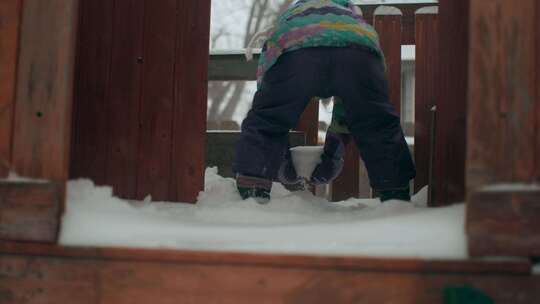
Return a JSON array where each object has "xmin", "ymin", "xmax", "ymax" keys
[
  {"xmin": 375, "ymin": 186, "xmax": 411, "ymax": 202},
  {"xmin": 310, "ymin": 132, "xmax": 350, "ymax": 185},
  {"xmin": 236, "ymin": 174, "xmax": 272, "ymax": 204}
]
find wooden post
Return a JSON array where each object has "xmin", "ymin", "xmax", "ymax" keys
[
  {"xmin": 414, "ymin": 7, "xmax": 439, "ymax": 196},
  {"xmin": 136, "ymin": 0, "xmax": 178, "ymax": 201},
  {"xmin": 432, "ymin": 0, "xmax": 469, "ymax": 206},
  {"xmin": 0, "ymin": 0, "xmax": 79, "ymax": 242},
  {"xmin": 103, "ymin": 0, "xmax": 145, "ymax": 199},
  {"xmin": 466, "ymin": 0, "xmax": 540, "ymax": 257},
  {"xmin": 296, "ymin": 98, "xmax": 319, "ymax": 146},
  {"xmin": 0, "ymin": 0, "xmax": 22, "ymax": 178},
  {"xmin": 170, "ymin": 0, "xmax": 211, "ymax": 203}
]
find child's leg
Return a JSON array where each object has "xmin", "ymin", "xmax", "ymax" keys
[
  {"xmin": 331, "ymin": 47, "xmax": 416, "ymax": 194},
  {"xmin": 233, "ymin": 48, "xmax": 330, "ymax": 185}
]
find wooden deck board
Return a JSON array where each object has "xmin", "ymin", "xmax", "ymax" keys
[{"xmin": 0, "ymin": 242, "xmax": 537, "ymax": 304}]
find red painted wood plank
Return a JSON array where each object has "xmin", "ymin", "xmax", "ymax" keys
[
  {"xmin": 374, "ymin": 7, "xmax": 402, "ymax": 114},
  {"xmin": 0, "ymin": 0, "xmax": 22, "ymax": 177},
  {"xmin": 331, "ymin": 143, "xmax": 360, "ymax": 201},
  {"xmin": 467, "ymin": 190, "xmax": 540, "ymax": 257},
  {"xmin": 414, "ymin": 8, "xmax": 439, "ymax": 195},
  {"xmin": 70, "ymin": 0, "xmax": 114, "ymax": 186},
  {"xmin": 466, "ymin": 0, "xmax": 537, "ymax": 193},
  {"xmin": 432, "ymin": 0, "xmax": 469, "ymax": 206},
  {"xmin": 0, "ymin": 245, "xmax": 537, "ymax": 304},
  {"xmin": 135, "ymin": 0, "xmax": 178, "ymax": 201},
  {"xmin": 295, "ymin": 98, "xmax": 319, "ymax": 146},
  {"xmin": 0, "ymin": 182, "xmax": 61, "ymax": 242},
  {"xmin": 104, "ymin": 0, "xmax": 145, "ymax": 198},
  {"xmin": 170, "ymin": 0, "xmax": 211, "ymax": 203},
  {"xmin": 11, "ymin": 0, "xmax": 79, "ymax": 181}
]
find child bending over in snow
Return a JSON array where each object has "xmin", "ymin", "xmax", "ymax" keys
[{"xmin": 233, "ymin": 0, "xmax": 416, "ymax": 203}]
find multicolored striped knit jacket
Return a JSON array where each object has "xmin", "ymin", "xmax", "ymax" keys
[{"xmin": 257, "ymin": 0, "xmax": 384, "ymax": 86}]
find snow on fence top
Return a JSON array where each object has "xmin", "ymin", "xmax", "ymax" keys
[
  {"xmin": 374, "ymin": 6, "xmax": 403, "ymax": 16},
  {"xmin": 415, "ymin": 6, "xmax": 439, "ymax": 15}
]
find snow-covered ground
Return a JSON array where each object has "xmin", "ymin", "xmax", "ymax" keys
[{"xmin": 60, "ymin": 167, "xmax": 467, "ymax": 259}]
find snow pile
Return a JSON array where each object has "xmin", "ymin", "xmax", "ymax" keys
[{"xmin": 60, "ymin": 167, "xmax": 467, "ymax": 259}]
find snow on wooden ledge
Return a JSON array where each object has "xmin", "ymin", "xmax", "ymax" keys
[
  {"xmin": 481, "ymin": 183, "xmax": 540, "ymax": 192},
  {"xmin": 415, "ymin": 6, "xmax": 438, "ymax": 15},
  {"xmin": 374, "ymin": 5, "xmax": 403, "ymax": 16}
]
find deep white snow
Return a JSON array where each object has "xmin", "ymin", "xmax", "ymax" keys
[{"xmin": 60, "ymin": 167, "xmax": 467, "ymax": 259}]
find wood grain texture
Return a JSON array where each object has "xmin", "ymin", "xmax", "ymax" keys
[
  {"xmin": 467, "ymin": 190, "xmax": 540, "ymax": 257},
  {"xmin": 331, "ymin": 143, "xmax": 360, "ymax": 201},
  {"xmin": 70, "ymin": 0, "xmax": 114, "ymax": 186},
  {"xmin": 0, "ymin": 241, "xmax": 531, "ymax": 275},
  {"xmin": 414, "ymin": 10, "xmax": 439, "ymax": 194},
  {"xmin": 0, "ymin": 0, "xmax": 22, "ymax": 177},
  {"xmin": 374, "ymin": 10, "xmax": 402, "ymax": 114},
  {"xmin": 0, "ymin": 182, "xmax": 61, "ymax": 242},
  {"xmin": 103, "ymin": 0, "xmax": 145, "ymax": 198},
  {"xmin": 467, "ymin": 0, "xmax": 537, "ymax": 193},
  {"xmin": 135, "ymin": 0, "xmax": 178, "ymax": 201},
  {"xmin": 11, "ymin": 0, "xmax": 78, "ymax": 181},
  {"xmin": 295, "ymin": 98, "xmax": 319, "ymax": 146},
  {"xmin": 0, "ymin": 243, "xmax": 536, "ymax": 304},
  {"xmin": 170, "ymin": 0, "xmax": 211, "ymax": 203},
  {"xmin": 432, "ymin": 0, "xmax": 469, "ymax": 206}
]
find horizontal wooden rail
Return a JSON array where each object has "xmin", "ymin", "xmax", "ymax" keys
[{"xmin": 1, "ymin": 241, "xmax": 538, "ymax": 304}]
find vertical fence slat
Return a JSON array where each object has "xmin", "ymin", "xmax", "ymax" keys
[
  {"xmin": 135, "ymin": 0, "xmax": 177, "ymax": 201},
  {"xmin": 70, "ymin": 0, "xmax": 114, "ymax": 186},
  {"xmin": 170, "ymin": 0, "xmax": 211, "ymax": 203},
  {"xmin": 103, "ymin": 0, "xmax": 145, "ymax": 198},
  {"xmin": 432, "ymin": 0, "xmax": 468, "ymax": 206},
  {"xmin": 414, "ymin": 7, "xmax": 439, "ymax": 196},
  {"xmin": 331, "ymin": 143, "xmax": 360, "ymax": 201},
  {"xmin": 12, "ymin": 0, "xmax": 78, "ymax": 181},
  {"xmin": 295, "ymin": 98, "xmax": 319, "ymax": 146},
  {"xmin": 374, "ymin": 6, "xmax": 403, "ymax": 114},
  {"xmin": 0, "ymin": 0, "xmax": 22, "ymax": 177}
]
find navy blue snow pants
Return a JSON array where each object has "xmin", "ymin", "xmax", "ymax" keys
[{"xmin": 233, "ymin": 46, "xmax": 416, "ymax": 191}]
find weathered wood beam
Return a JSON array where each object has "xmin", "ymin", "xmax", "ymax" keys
[
  {"xmin": 0, "ymin": 242, "xmax": 537, "ymax": 304},
  {"xmin": 467, "ymin": 189, "xmax": 540, "ymax": 257},
  {"xmin": 0, "ymin": 182, "xmax": 62, "ymax": 242},
  {"xmin": 466, "ymin": 0, "xmax": 539, "ymax": 257},
  {"xmin": 11, "ymin": 0, "xmax": 79, "ymax": 181},
  {"xmin": 0, "ymin": 0, "xmax": 22, "ymax": 177},
  {"xmin": 414, "ymin": 7, "xmax": 439, "ymax": 196}
]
